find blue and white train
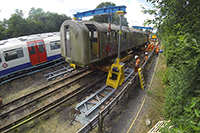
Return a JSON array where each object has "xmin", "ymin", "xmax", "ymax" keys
[{"xmin": 0, "ymin": 32, "xmax": 62, "ymax": 78}]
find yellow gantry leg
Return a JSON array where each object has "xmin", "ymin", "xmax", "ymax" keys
[{"xmin": 106, "ymin": 58, "xmax": 125, "ymax": 89}]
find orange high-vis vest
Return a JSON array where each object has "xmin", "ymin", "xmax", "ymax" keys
[
  {"xmin": 151, "ymin": 44, "xmax": 155, "ymax": 51},
  {"xmin": 135, "ymin": 58, "xmax": 141, "ymax": 67},
  {"xmin": 145, "ymin": 55, "xmax": 148, "ymax": 61},
  {"xmin": 147, "ymin": 44, "xmax": 151, "ymax": 52},
  {"xmin": 156, "ymin": 46, "xmax": 160, "ymax": 54}
]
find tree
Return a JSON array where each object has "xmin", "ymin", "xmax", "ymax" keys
[
  {"xmin": 90, "ymin": 2, "xmax": 129, "ymax": 26},
  {"xmin": 7, "ymin": 10, "xmax": 28, "ymax": 37},
  {"xmin": 0, "ymin": 7, "xmax": 72, "ymax": 40},
  {"xmin": 142, "ymin": 0, "xmax": 200, "ymax": 132},
  {"xmin": 0, "ymin": 21, "xmax": 6, "ymax": 40}
]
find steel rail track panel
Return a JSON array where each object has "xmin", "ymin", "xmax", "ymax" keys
[
  {"xmin": 0, "ymin": 74, "xmax": 106, "ymax": 133},
  {"xmin": 76, "ymin": 67, "xmax": 134, "ymax": 117},
  {"xmin": 44, "ymin": 66, "xmax": 74, "ymax": 81}
]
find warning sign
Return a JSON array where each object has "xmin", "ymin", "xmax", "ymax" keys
[{"xmin": 152, "ymin": 35, "xmax": 157, "ymax": 39}]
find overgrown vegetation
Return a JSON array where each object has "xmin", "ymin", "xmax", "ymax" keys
[
  {"xmin": 0, "ymin": 2, "xmax": 129, "ymax": 40},
  {"xmin": 143, "ymin": 0, "xmax": 200, "ymax": 132},
  {"xmin": 0, "ymin": 8, "xmax": 71, "ymax": 40}
]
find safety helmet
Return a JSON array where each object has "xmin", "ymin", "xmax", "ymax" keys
[
  {"xmin": 145, "ymin": 52, "xmax": 148, "ymax": 55},
  {"xmin": 135, "ymin": 55, "xmax": 138, "ymax": 59}
]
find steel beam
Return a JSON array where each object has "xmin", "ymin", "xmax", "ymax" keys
[{"xmin": 73, "ymin": 5, "xmax": 126, "ymax": 21}]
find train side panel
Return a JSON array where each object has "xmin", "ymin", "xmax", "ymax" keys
[
  {"xmin": 0, "ymin": 42, "xmax": 31, "ymax": 77},
  {"xmin": 44, "ymin": 36, "xmax": 62, "ymax": 61},
  {"xmin": 60, "ymin": 20, "xmax": 149, "ymax": 67},
  {"xmin": 0, "ymin": 32, "xmax": 61, "ymax": 78}
]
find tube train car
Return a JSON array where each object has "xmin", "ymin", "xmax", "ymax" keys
[
  {"xmin": 0, "ymin": 32, "xmax": 61, "ymax": 78},
  {"xmin": 60, "ymin": 20, "xmax": 148, "ymax": 67}
]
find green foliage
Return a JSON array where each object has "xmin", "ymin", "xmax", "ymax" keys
[
  {"xmin": 0, "ymin": 8, "xmax": 71, "ymax": 40},
  {"xmin": 143, "ymin": 0, "xmax": 200, "ymax": 132},
  {"xmin": 90, "ymin": 2, "xmax": 129, "ymax": 26}
]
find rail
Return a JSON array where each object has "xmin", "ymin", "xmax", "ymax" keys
[
  {"xmin": 0, "ymin": 71, "xmax": 106, "ymax": 132},
  {"xmin": 0, "ymin": 57, "xmax": 65, "ymax": 86}
]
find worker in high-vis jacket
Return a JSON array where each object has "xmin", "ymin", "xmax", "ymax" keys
[
  {"xmin": 142, "ymin": 52, "xmax": 148, "ymax": 65},
  {"xmin": 151, "ymin": 43, "xmax": 156, "ymax": 51},
  {"xmin": 134, "ymin": 55, "xmax": 141, "ymax": 73},
  {"xmin": 145, "ymin": 52, "xmax": 148, "ymax": 61},
  {"xmin": 147, "ymin": 43, "xmax": 151, "ymax": 53},
  {"xmin": 156, "ymin": 46, "xmax": 160, "ymax": 57},
  {"xmin": 0, "ymin": 96, "xmax": 2, "ymax": 106}
]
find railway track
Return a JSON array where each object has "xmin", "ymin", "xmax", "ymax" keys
[
  {"xmin": 0, "ymin": 68, "xmax": 88, "ymax": 111},
  {"xmin": 0, "ymin": 57, "xmax": 66, "ymax": 86},
  {"xmin": 0, "ymin": 68, "xmax": 107, "ymax": 132}
]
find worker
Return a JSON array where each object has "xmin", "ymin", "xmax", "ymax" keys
[
  {"xmin": 134, "ymin": 55, "xmax": 141, "ymax": 73},
  {"xmin": 145, "ymin": 52, "xmax": 148, "ymax": 61},
  {"xmin": 145, "ymin": 45, "xmax": 147, "ymax": 51},
  {"xmin": 0, "ymin": 96, "xmax": 2, "ymax": 106},
  {"xmin": 156, "ymin": 46, "xmax": 160, "ymax": 57},
  {"xmin": 142, "ymin": 52, "xmax": 148, "ymax": 65},
  {"xmin": 151, "ymin": 43, "xmax": 155, "ymax": 51},
  {"xmin": 147, "ymin": 43, "xmax": 151, "ymax": 53}
]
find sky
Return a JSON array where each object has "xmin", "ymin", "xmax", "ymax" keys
[{"xmin": 0, "ymin": 0, "xmax": 154, "ymax": 27}]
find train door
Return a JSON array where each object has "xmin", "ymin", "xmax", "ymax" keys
[
  {"xmin": 27, "ymin": 40, "xmax": 47, "ymax": 65},
  {"xmin": 35, "ymin": 40, "xmax": 47, "ymax": 63},
  {"xmin": 85, "ymin": 24, "xmax": 100, "ymax": 60}
]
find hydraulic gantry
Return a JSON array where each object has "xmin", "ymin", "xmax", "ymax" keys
[
  {"xmin": 73, "ymin": 5, "xmax": 126, "ymax": 21},
  {"xmin": 73, "ymin": 6, "xmax": 127, "ymax": 89}
]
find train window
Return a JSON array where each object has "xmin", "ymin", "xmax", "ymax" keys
[
  {"xmin": 50, "ymin": 41, "xmax": 61, "ymax": 50},
  {"xmin": 124, "ymin": 33, "xmax": 127, "ymax": 39},
  {"xmin": 93, "ymin": 31, "xmax": 97, "ymax": 38},
  {"xmin": 0, "ymin": 57, "xmax": 2, "ymax": 63},
  {"xmin": 66, "ymin": 31, "xmax": 69, "ymax": 41},
  {"xmin": 37, "ymin": 41, "xmax": 45, "ymax": 53},
  {"xmin": 89, "ymin": 31, "xmax": 92, "ymax": 38},
  {"xmin": 28, "ymin": 43, "xmax": 36, "ymax": 55},
  {"xmin": 4, "ymin": 48, "xmax": 24, "ymax": 61}
]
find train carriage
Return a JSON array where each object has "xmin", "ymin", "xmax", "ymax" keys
[
  {"xmin": 0, "ymin": 32, "xmax": 61, "ymax": 78},
  {"xmin": 60, "ymin": 20, "xmax": 149, "ymax": 67}
]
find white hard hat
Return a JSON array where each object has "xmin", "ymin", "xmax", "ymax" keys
[
  {"xmin": 145, "ymin": 52, "xmax": 148, "ymax": 55},
  {"xmin": 135, "ymin": 55, "xmax": 138, "ymax": 59}
]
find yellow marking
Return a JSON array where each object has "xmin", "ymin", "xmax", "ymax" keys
[
  {"xmin": 127, "ymin": 53, "xmax": 160, "ymax": 133},
  {"xmin": 127, "ymin": 95, "xmax": 147, "ymax": 133},
  {"xmin": 138, "ymin": 68, "xmax": 145, "ymax": 90},
  {"xmin": 119, "ymin": 31, "xmax": 122, "ymax": 34},
  {"xmin": 73, "ymin": 17, "xmax": 77, "ymax": 20}
]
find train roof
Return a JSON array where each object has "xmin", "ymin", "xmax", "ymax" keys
[
  {"xmin": 61, "ymin": 20, "xmax": 148, "ymax": 34},
  {"xmin": 0, "ymin": 32, "xmax": 60, "ymax": 49}
]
